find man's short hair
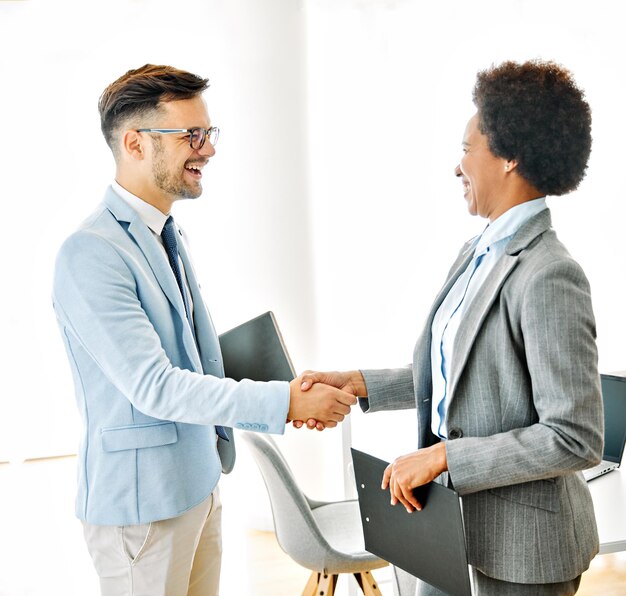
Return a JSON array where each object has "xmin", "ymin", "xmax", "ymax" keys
[{"xmin": 98, "ymin": 64, "xmax": 209, "ymax": 158}]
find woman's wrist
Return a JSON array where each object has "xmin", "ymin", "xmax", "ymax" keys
[{"xmin": 350, "ymin": 370, "xmax": 368, "ymax": 397}]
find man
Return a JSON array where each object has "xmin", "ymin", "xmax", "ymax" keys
[{"xmin": 52, "ymin": 64, "xmax": 356, "ymax": 596}]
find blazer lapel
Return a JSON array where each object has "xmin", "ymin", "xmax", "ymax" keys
[
  {"xmin": 446, "ymin": 253, "xmax": 519, "ymax": 400},
  {"xmin": 432, "ymin": 246, "xmax": 475, "ymax": 315},
  {"xmin": 445, "ymin": 209, "xmax": 553, "ymax": 402},
  {"xmin": 102, "ymin": 189, "xmax": 201, "ymax": 370}
]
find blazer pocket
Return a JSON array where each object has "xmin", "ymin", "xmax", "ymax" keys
[
  {"xmin": 101, "ymin": 421, "xmax": 178, "ymax": 453},
  {"xmin": 488, "ymin": 478, "xmax": 559, "ymax": 513}
]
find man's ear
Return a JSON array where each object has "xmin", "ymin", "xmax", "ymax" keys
[{"xmin": 121, "ymin": 130, "xmax": 146, "ymax": 161}]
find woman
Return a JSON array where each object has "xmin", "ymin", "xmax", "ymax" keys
[{"xmin": 300, "ymin": 60, "xmax": 603, "ymax": 595}]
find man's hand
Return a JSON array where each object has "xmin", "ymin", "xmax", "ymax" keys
[
  {"xmin": 288, "ymin": 378, "xmax": 357, "ymax": 429},
  {"xmin": 381, "ymin": 443, "xmax": 448, "ymax": 512},
  {"xmin": 299, "ymin": 370, "xmax": 367, "ymax": 396},
  {"xmin": 293, "ymin": 370, "xmax": 367, "ymax": 430}
]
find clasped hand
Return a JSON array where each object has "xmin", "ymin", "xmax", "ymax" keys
[
  {"xmin": 294, "ymin": 369, "xmax": 365, "ymax": 431},
  {"xmin": 287, "ymin": 374, "xmax": 357, "ymax": 429}
]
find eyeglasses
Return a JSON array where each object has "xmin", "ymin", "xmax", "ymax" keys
[{"xmin": 136, "ymin": 126, "xmax": 220, "ymax": 150}]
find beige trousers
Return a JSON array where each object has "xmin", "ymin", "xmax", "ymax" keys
[{"xmin": 82, "ymin": 489, "xmax": 222, "ymax": 596}]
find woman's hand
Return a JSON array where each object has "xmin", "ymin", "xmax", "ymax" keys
[{"xmin": 381, "ymin": 443, "xmax": 448, "ymax": 512}]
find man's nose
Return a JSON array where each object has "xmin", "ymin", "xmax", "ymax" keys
[
  {"xmin": 454, "ymin": 164, "xmax": 462, "ymax": 177},
  {"xmin": 198, "ymin": 140, "xmax": 216, "ymax": 157}
]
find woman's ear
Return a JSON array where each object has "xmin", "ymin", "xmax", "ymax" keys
[{"xmin": 504, "ymin": 159, "xmax": 519, "ymax": 173}]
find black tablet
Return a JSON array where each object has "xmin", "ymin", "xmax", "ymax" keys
[{"xmin": 219, "ymin": 311, "xmax": 296, "ymax": 382}]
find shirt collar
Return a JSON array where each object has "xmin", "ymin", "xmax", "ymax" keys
[
  {"xmin": 475, "ymin": 197, "xmax": 547, "ymax": 256},
  {"xmin": 111, "ymin": 180, "xmax": 169, "ymax": 235}
]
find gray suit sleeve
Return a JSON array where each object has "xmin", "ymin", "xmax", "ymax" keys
[{"xmin": 359, "ymin": 366, "xmax": 415, "ymax": 412}]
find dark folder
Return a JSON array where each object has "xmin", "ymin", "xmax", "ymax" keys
[
  {"xmin": 351, "ymin": 448, "xmax": 472, "ymax": 596},
  {"xmin": 218, "ymin": 311, "xmax": 296, "ymax": 382}
]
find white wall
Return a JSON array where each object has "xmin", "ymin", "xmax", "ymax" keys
[{"xmin": 1, "ymin": 0, "xmax": 624, "ymax": 514}]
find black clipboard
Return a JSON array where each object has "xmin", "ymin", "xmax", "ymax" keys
[
  {"xmin": 218, "ymin": 311, "xmax": 296, "ymax": 382},
  {"xmin": 351, "ymin": 448, "xmax": 472, "ymax": 596}
]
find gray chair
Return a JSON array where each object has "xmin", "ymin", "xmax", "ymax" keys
[{"xmin": 240, "ymin": 432, "xmax": 388, "ymax": 596}]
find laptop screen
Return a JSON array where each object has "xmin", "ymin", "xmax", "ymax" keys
[{"xmin": 600, "ymin": 374, "xmax": 626, "ymax": 464}]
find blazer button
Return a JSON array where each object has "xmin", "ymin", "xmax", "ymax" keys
[{"xmin": 448, "ymin": 427, "xmax": 463, "ymax": 439}]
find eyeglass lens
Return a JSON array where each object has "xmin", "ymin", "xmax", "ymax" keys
[{"xmin": 190, "ymin": 127, "xmax": 219, "ymax": 150}]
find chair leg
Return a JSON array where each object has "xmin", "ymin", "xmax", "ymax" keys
[
  {"xmin": 354, "ymin": 570, "xmax": 383, "ymax": 595},
  {"xmin": 302, "ymin": 571, "xmax": 319, "ymax": 596},
  {"xmin": 301, "ymin": 571, "xmax": 338, "ymax": 596},
  {"xmin": 318, "ymin": 573, "xmax": 337, "ymax": 596}
]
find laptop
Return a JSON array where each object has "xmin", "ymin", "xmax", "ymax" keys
[
  {"xmin": 218, "ymin": 311, "xmax": 296, "ymax": 382},
  {"xmin": 351, "ymin": 448, "xmax": 472, "ymax": 596},
  {"xmin": 583, "ymin": 372, "xmax": 626, "ymax": 481}
]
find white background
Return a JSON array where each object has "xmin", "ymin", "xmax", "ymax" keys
[{"xmin": 1, "ymin": 0, "xmax": 625, "ymax": 513}]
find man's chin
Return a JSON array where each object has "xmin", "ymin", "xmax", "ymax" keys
[{"xmin": 180, "ymin": 184, "xmax": 203, "ymax": 200}]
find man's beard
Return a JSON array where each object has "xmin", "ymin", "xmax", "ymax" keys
[{"xmin": 152, "ymin": 138, "xmax": 202, "ymax": 200}]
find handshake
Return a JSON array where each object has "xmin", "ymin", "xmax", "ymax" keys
[{"xmin": 286, "ymin": 370, "xmax": 368, "ymax": 431}]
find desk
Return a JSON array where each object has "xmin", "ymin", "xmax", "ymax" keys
[{"xmin": 588, "ymin": 467, "xmax": 626, "ymax": 554}]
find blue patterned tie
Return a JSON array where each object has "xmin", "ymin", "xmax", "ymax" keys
[
  {"xmin": 161, "ymin": 216, "xmax": 229, "ymax": 442},
  {"xmin": 161, "ymin": 216, "xmax": 192, "ymax": 321}
]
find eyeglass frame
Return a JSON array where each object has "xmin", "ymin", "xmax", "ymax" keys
[{"xmin": 135, "ymin": 126, "xmax": 220, "ymax": 150}]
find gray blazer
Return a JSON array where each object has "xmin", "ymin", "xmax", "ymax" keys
[{"xmin": 361, "ymin": 208, "xmax": 603, "ymax": 584}]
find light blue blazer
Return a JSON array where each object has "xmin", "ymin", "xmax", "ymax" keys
[{"xmin": 53, "ymin": 188, "xmax": 290, "ymax": 526}]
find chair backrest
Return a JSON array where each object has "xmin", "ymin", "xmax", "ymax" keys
[{"xmin": 239, "ymin": 432, "xmax": 339, "ymax": 571}]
